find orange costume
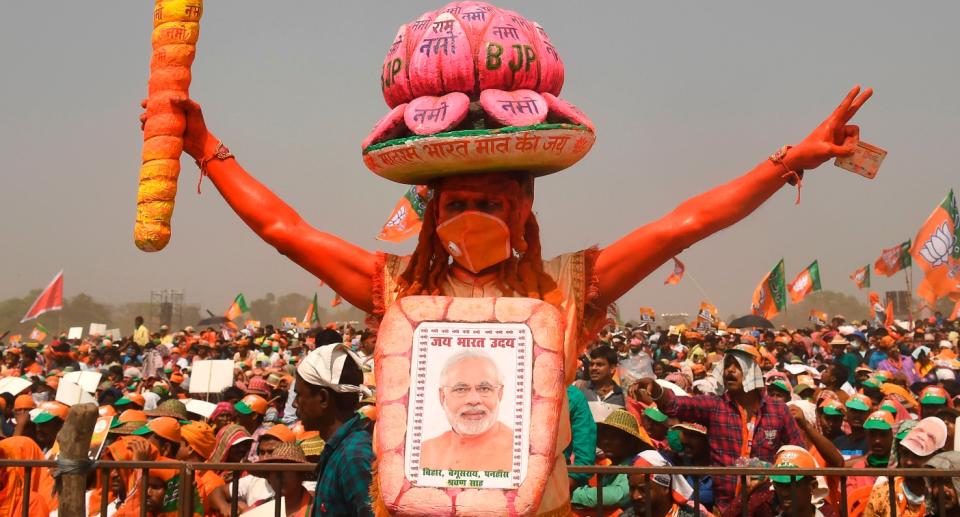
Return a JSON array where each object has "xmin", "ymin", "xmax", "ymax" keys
[
  {"xmin": 0, "ymin": 437, "xmax": 54, "ymax": 516},
  {"xmin": 138, "ymin": 1, "xmax": 872, "ymax": 513}
]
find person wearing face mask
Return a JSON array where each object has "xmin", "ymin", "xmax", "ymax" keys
[{"xmin": 863, "ymin": 417, "xmax": 947, "ymax": 517}]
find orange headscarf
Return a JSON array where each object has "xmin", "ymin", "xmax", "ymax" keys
[{"xmin": 0, "ymin": 437, "xmax": 54, "ymax": 517}]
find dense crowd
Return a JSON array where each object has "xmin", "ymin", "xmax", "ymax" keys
[{"xmin": 1, "ymin": 312, "xmax": 960, "ymax": 516}]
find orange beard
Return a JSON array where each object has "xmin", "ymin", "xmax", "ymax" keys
[{"xmin": 396, "ymin": 172, "xmax": 561, "ymax": 307}]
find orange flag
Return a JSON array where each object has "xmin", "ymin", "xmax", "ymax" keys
[
  {"xmin": 911, "ymin": 190, "xmax": 960, "ymax": 304},
  {"xmin": 787, "ymin": 260, "xmax": 821, "ymax": 304},
  {"xmin": 330, "ymin": 294, "xmax": 342, "ymax": 307},
  {"xmin": 696, "ymin": 301, "xmax": 718, "ymax": 329},
  {"xmin": 377, "ymin": 185, "xmax": 432, "ymax": 242},
  {"xmin": 884, "ymin": 298, "xmax": 895, "ymax": 328},
  {"xmin": 664, "ymin": 257, "xmax": 685, "ymax": 285},
  {"xmin": 875, "ymin": 240, "xmax": 912, "ymax": 277},
  {"xmin": 951, "ymin": 299, "xmax": 960, "ymax": 320},
  {"xmin": 639, "ymin": 307, "xmax": 656, "ymax": 324}
]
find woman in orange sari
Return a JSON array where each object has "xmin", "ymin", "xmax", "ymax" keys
[{"xmin": 0, "ymin": 436, "xmax": 54, "ymax": 516}]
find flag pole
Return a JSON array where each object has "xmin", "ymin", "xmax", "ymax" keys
[
  {"xmin": 683, "ymin": 269, "xmax": 714, "ymax": 307},
  {"xmin": 904, "ymin": 264, "xmax": 914, "ymax": 322}
]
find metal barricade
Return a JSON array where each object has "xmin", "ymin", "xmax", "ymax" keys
[{"xmin": 2, "ymin": 460, "xmax": 959, "ymax": 516}]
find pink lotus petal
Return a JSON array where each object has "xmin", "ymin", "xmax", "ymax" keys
[
  {"xmin": 479, "ymin": 89, "xmax": 548, "ymax": 127},
  {"xmin": 408, "ymin": 13, "xmax": 475, "ymax": 98},
  {"xmin": 403, "ymin": 92, "xmax": 470, "ymax": 135},
  {"xmin": 543, "ymin": 93, "xmax": 594, "ymax": 132},
  {"xmin": 452, "ymin": 2, "xmax": 495, "ymax": 50},
  {"xmin": 381, "ymin": 26, "xmax": 412, "ymax": 108},
  {"xmin": 362, "ymin": 103, "xmax": 408, "ymax": 149},
  {"xmin": 477, "ymin": 11, "xmax": 539, "ymax": 92},
  {"xmin": 532, "ymin": 22, "xmax": 564, "ymax": 95}
]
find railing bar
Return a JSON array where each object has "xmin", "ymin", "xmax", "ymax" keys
[
  {"xmin": 693, "ymin": 474, "xmax": 700, "ymax": 516},
  {"xmin": 839, "ymin": 475, "xmax": 848, "ymax": 517},
  {"xmin": 275, "ymin": 472, "xmax": 283, "ymax": 517},
  {"xmin": 596, "ymin": 472, "xmax": 603, "ymax": 517},
  {"xmin": 888, "ymin": 476, "xmax": 897, "ymax": 517},
  {"xmin": 100, "ymin": 467, "xmax": 111, "ymax": 517},
  {"xmin": 740, "ymin": 474, "xmax": 748, "ymax": 517},
  {"xmin": 231, "ymin": 474, "xmax": 240, "ymax": 517},
  {"xmin": 21, "ymin": 466, "xmax": 31, "ymax": 517},
  {"xmin": 182, "ymin": 466, "xmax": 193, "ymax": 517},
  {"xmin": 645, "ymin": 473, "xmax": 651, "ymax": 517},
  {"xmin": 790, "ymin": 476, "xmax": 798, "ymax": 517},
  {"xmin": 938, "ymin": 480, "xmax": 945, "ymax": 517},
  {"xmin": 140, "ymin": 468, "xmax": 148, "ymax": 517}
]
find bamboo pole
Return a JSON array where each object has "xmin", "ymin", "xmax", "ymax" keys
[{"xmin": 56, "ymin": 403, "xmax": 98, "ymax": 517}]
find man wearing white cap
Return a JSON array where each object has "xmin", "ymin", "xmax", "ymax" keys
[{"xmin": 293, "ymin": 343, "xmax": 372, "ymax": 516}]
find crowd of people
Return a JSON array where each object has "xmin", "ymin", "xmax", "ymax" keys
[{"xmin": 1, "ymin": 312, "xmax": 960, "ymax": 516}]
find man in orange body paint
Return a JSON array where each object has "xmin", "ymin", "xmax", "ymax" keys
[
  {"xmin": 141, "ymin": 51, "xmax": 871, "ymax": 517},
  {"xmin": 148, "ymin": 83, "xmax": 871, "ymax": 317}
]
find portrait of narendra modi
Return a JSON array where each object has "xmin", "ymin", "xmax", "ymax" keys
[{"xmin": 419, "ymin": 349, "xmax": 515, "ymax": 471}]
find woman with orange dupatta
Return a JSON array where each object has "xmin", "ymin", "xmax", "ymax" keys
[{"xmin": 0, "ymin": 436, "xmax": 54, "ymax": 516}]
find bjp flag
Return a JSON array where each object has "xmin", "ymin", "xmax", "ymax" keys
[
  {"xmin": 639, "ymin": 307, "xmax": 656, "ymax": 323},
  {"xmin": 875, "ymin": 240, "xmax": 912, "ymax": 277},
  {"xmin": 787, "ymin": 260, "xmax": 821, "ymax": 304},
  {"xmin": 809, "ymin": 310, "xmax": 828, "ymax": 326},
  {"xmin": 885, "ymin": 298, "xmax": 895, "ymax": 328},
  {"xmin": 912, "ymin": 189, "xmax": 960, "ymax": 304},
  {"xmin": 377, "ymin": 185, "xmax": 432, "ymax": 242},
  {"xmin": 224, "ymin": 294, "xmax": 249, "ymax": 321},
  {"xmin": 951, "ymin": 299, "xmax": 960, "ymax": 320},
  {"xmin": 850, "ymin": 264, "xmax": 871, "ymax": 289},
  {"xmin": 664, "ymin": 257, "xmax": 685, "ymax": 285},
  {"xmin": 330, "ymin": 294, "xmax": 343, "ymax": 307},
  {"xmin": 696, "ymin": 301, "xmax": 718, "ymax": 329},
  {"xmin": 751, "ymin": 259, "xmax": 786, "ymax": 320}
]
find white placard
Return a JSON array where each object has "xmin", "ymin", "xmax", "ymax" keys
[
  {"xmin": 405, "ymin": 321, "xmax": 531, "ymax": 490},
  {"xmin": 88, "ymin": 323, "xmax": 107, "ymax": 337},
  {"xmin": 56, "ymin": 379, "xmax": 97, "ymax": 406},
  {"xmin": 67, "ymin": 327, "xmax": 83, "ymax": 339},
  {"xmin": 106, "ymin": 328, "xmax": 122, "ymax": 341},
  {"xmin": 0, "ymin": 377, "xmax": 32, "ymax": 397},
  {"xmin": 587, "ymin": 401, "xmax": 619, "ymax": 423},
  {"xmin": 63, "ymin": 371, "xmax": 102, "ymax": 393},
  {"xmin": 183, "ymin": 399, "xmax": 217, "ymax": 419},
  {"xmin": 189, "ymin": 360, "xmax": 235, "ymax": 394}
]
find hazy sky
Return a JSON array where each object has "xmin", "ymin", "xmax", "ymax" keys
[{"xmin": 2, "ymin": 2, "xmax": 958, "ymax": 319}]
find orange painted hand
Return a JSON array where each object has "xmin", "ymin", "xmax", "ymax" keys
[
  {"xmin": 139, "ymin": 96, "xmax": 216, "ymax": 161},
  {"xmin": 786, "ymin": 85, "xmax": 873, "ymax": 171}
]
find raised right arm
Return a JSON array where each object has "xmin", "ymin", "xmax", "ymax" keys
[{"xmin": 161, "ymin": 98, "xmax": 377, "ymax": 312}]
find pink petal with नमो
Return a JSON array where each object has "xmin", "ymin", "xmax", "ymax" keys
[
  {"xmin": 407, "ymin": 13, "xmax": 475, "ymax": 98},
  {"xmin": 479, "ymin": 89, "xmax": 548, "ymax": 127},
  {"xmin": 362, "ymin": 103, "xmax": 407, "ymax": 149},
  {"xmin": 381, "ymin": 25, "xmax": 412, "ymax": 108},
  {"xmin": 403, "ymin": 92, "xmax": 470, "ymax": 135},
  {"xmin": 543, "ymin": 93, "xmax": 594, "ymax": 132},
  {"xmin": 403, "ymin": 9, "xmax": 438, "ymax": 56},
  {"xmin": 477, "ymin": 11, "xmax": 540, "ymax": 92},
  {"xmin": 532, "ymin": 22, "xmax": 564, "ymax": 95},
  {"xmin": 452, "ymin": 2, "xmax": 495, "ymax": 50}
]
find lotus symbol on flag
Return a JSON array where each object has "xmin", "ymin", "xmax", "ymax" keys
[
  {"xmin": 919, "ymin": 222, "xmax": 955, "ymax": 267},
  {"xmin": 792, "ymin": 275, "xmax": 809, "ymax": 293}
]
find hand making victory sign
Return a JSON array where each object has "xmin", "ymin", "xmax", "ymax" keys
[{"xmin": 139, "ymin": 85, "xmax": 872, "ymax": 311}]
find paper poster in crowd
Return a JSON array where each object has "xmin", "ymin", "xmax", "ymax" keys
[
  {"xmin": 67, "ymin": 327, "xmax": 83, "ymax": 339},
  {"xmin": 88, "ymin": 416, "xmax": 112, "ymax": 460},
  {"xmin": 88, "ymin": 323, "xmax": 107, "ymax": 336},
  {"xmin": 183, "ymin": 398, "xmax": 217, "ymax": 419},
  {"xmin": 64, "ymin": 371, "xmax": 102, "ymax": 393},
  {"xmin": 0, "ymin": 377, "xmax": 32, "ymax": 397},
  {"xmin": 189, "ymin": 360, "xmax": 235, "ymax": 394},
  {"xmin": 56, "ymin": 378, "xmax": 97, "ymax": 406},
  {"xmin": 106, "ymin": 328, "xmax": 122, "ymax": 341},
  {"xmin": 405, "ymin": 322, "xmax": 531, "ymax": 490}
]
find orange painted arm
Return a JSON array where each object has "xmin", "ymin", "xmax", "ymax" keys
[
  {"xmin": 202, "ymin": 150, "xmax": 377, "ymax": 313},
  {"xmin": 595, "ymin": 86, "xmax": 873, "ymax": 307},
  {"xmin": 147, "ymin": 98, "xmax": 377, "ymax": 312},
  {"xmin": 595, "ymin": 161, "xmax": 787, "ymax": 306}
]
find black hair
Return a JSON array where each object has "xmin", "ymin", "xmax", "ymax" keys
[
  {"xmin": 221, "ymin": 386, "xmax": 244, "ymax": 403},
  {"xmin": 829, "ymin": 363, "xmax": 850, "ymax": 389},
  {"xmin": 589, "ymin": 345, "xmax": 619, "ymax": 366}
]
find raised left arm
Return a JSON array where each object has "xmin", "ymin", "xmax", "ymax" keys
[{"xmin": 595, "ymin": 86, "xmax": 872, "ymax": 306}]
